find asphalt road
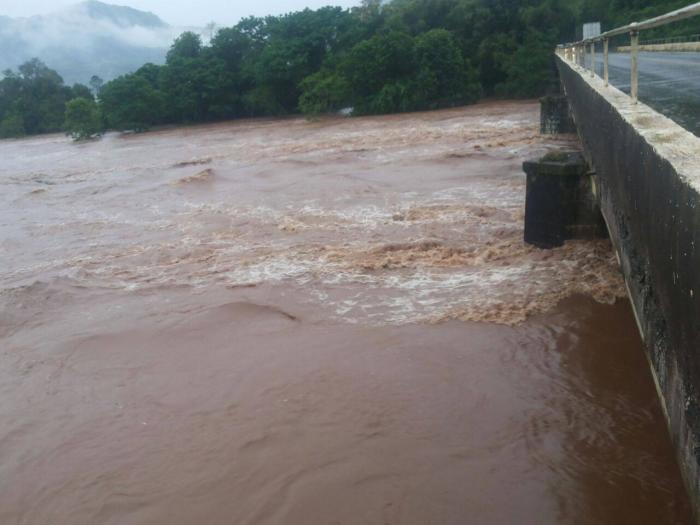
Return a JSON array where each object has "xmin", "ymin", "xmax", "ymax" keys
[{"xmin": 597, "ymin": 52, "xmax": 700, "ymax": 135}]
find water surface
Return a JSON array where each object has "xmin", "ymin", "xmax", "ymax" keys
[{"xmin": 0, "ymin": 101, "xmax": 691, "ymax": 524}]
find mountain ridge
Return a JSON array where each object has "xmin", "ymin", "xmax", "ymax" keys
[
  {"xmin": 0, "ymin": 1, "xmax": 183, "ymax": 85},
  {"xmin": 69, "ymin": 0, "xmax": 168, "ymax": 28}
]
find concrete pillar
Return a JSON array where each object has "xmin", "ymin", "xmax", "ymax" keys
[
  {"xmin": 523, "ymin": 152, "xmax": 607, "ymax": 249},
  {"xmin": 540, "ymin": 95, "xmax": 575, "ymax": 135}
]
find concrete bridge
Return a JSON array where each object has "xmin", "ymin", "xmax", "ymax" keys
[{"xmin": 544, "ymin": 2, "xmax": 700, "ymax": 518}]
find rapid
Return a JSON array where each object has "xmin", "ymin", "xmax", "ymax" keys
[{"xmin": 0, "ymin": 101, "xmax": 691, "ymax": 524}]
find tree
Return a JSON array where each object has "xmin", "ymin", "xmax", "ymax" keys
[
  {"xmin": 342, "ymin": 31, "xmax": 417, "ymax": 115},
  {"xmin": 64, "ymin": 97, "xmax": 102, "ymax": 140},
  {"xmin": 166, "ymin": 32, "xmax": 202, "ymax": 64},
  {"xmin": 99, "ymin": 74, "xmax": 165, "ymax": 131},
  {"xmin": 71, "ymin": 83, "xmax": 94, "ymax": 100},
  {"xmin": 0, "ymin": 59, "xmax": 73, "ymax": 137},
  {"xmin": 299, "ymin": 71, "xmax": 350, "ymax": 116},
  {"xmin": 4, "ymin": 0, "xmax": 662, "ymax": 139},
  {"xmin": 0, "ymin": 113, "xmax": 25, "ymax": 138},
  {"xmin": 414, "ymin": 28, "xmax": 481, "ymax": 109},
  {"xmin": 159, "ymin": 55, "xmax": 234, "ymax": 122},
  {"xmin": 211, "ymin": 27, "xmax": 253, "ymax": 68},
  {"xmin": 89, "ymin": 75, "xmax": 104, "ymax": 96},
  {"xmin": 495, "ymin": 30, "xmax": 557, "ymax": 98},
  {"xmin": 133, "ymin": 64, "xmax": 162, "ymax": 87}
]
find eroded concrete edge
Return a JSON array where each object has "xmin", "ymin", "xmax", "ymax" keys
[
  {"xmin": 556, "ymin": 54, "xmax": 700, "ymax": 518},
  {"xmin": 618, "ymin": 42, "xmax": 700, "ymax": 52}
]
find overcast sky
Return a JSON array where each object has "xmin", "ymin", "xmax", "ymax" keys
[{"xmin": 0, "ymin": 0, "xmax": 361, "ymax": 26}]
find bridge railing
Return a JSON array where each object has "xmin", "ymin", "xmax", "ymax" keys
[
  {"xmin": 640, "ymin": 33, "xmax": 700, "ymax": 45},
  {"xmin": 557, "ymin": 2, "xmax": 700, "ymax": 103}
]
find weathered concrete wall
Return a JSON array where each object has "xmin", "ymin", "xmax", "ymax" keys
[
  {"xmin": 540, "ymin": 94, "xmax": 576, "ymax": 134},
  {"xmin": 556, "ymin": 54, "xmax": 700, "ymax": 516}
]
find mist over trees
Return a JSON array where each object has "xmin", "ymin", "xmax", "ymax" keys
[
  {"xmin": 0, "ymin": 0, "xmax": 175, "ymax": 86},
  {"xmin": 1, "ymin": 0, "xmax": 695, "ymax": 139}
]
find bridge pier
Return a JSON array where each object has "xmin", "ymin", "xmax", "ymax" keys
[
  {"xmin": 539, "ymin": 94, "xmax": 575, "ymax": 135},
  {"xmin": 523, "ymin": 152, "xmax": 606, "ymax": 249}
]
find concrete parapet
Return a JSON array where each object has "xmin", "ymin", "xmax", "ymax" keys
[
  {"xmin": 556, "ymin": 53, "xmax": 700, "ymax": 518},
  {"xmin": 618, "ymin": 42, "xmax": 700, "ymax": 52}
]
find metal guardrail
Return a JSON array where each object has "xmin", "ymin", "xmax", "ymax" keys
[
  {"xmin": 557, "ymin": 1, "xmax": 700, "ymax": 103},
  {"xmin": 641, "ymin": 33, "xmax": 700, "ymax": 45}
]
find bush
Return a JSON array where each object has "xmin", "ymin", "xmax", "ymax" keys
[
  {"xmin": 0, "ymin": 113, "xmax": 25, "ymax": 138},
  {"xmin": 299, "ymin": 71, "xmax": 350, "ymax": 116},
  {"xmin": 64, "ymin": 97, "xmax": 102, "ymax": 141}
]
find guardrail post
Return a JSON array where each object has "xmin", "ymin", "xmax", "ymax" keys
[
  {"xmin": 586, "ymin": 43, "xmax": 590, "ymax": 72},
  {"xmin": 603, "ymin": 38, "xmax": 609, "ymax": 86},
  {"xmin": 590, "ymin": 42, "xmax": 596, "ymax": 78},
  {"xmin": 630, "ymin": 24, "xmax": 639, "ymax": 103}
]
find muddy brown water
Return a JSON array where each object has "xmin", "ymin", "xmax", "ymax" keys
[{"xmin": 0, "ymin": 101, "xmax": 692, "ymax": 524}]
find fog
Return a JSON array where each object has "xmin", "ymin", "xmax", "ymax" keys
[
  {"xmin": 0, "ymin": 0, "xmax": 362, "ymax": 89},
  {"xmin": 0, "ymin": 2, "xmax": 182, "ymax": 84},
  {"xmin": 5, "ymin": 4, "xmax": 178, "ymax": 49},
  {"xmin": 0, "ymin": 0, "xmax": 360, "ymax": 26}
]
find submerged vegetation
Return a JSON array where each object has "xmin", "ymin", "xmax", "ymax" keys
[
  {"xmin": 64, "ymin": 97, "xmax": 103, "ymax": 141},
  {"xmin": 0, "ymin": 0, "xmax": 696, "ymax": 139}
]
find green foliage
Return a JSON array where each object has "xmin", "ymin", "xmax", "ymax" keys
[
  {"xmin": 0, "ymin": 59, "xmax": 81, "ymax": 138},
  {"xmin": 0, "ymin": 112, "xmax": 25, "ymax": 138},
  {"xmin": 495, "ymin": 31, "xmax": 557, "ymax": 98},
  {"xmin": 71, "ymin": 83, "xmax": 94, "ymax": 101},
  {"xmin": 414, "ymin": 29, "xmax": 481, "ymax": 109},
  {"xmin": 3, "ymin": 0, "xmax": 690, "ymax": 139},
  {"xmin": 299, "ymin": 71, "xmax": 350, "ymax": 116},
  {"xmin": 253, "ymin": 8, "xmax": 357, "ymax": 113},
  {"xmin": 166, "ymin": 32, "xmax": 202, "ymax": 64},
  {"xmin": 343, "ymin": 31, "xmax": 417, "ymax": 114},
  {"xmin": 64, "ymin": 97, "xmax": 102, "ymax": 141},
  {"xmin": 99, "ymin": 74, "xmax": 164, "ymax": 131}
]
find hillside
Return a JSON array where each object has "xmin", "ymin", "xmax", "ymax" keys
[
  {"xmin": 77, "ymin": 0, "xmax": 167, "ymax": 28},
  {"xmin": 0, "ymin": 1, "xmax": 181, "ymax": 84}
]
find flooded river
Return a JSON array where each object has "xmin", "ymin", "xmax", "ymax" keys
[{"xmin": 0, "ymin": 101, "xmax": 692, "ymax": 523}]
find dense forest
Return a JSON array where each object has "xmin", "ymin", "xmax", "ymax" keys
[{"xmin": 0, "ymin": 0, "xmax": 697, "ymax": 139}]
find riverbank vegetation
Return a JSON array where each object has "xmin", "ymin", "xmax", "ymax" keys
[{"xmin": 0, "ymin": 0, "xmax": 695, "ymax": 139}]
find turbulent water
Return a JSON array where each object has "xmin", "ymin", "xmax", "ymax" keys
[{"xmin": 0, "ymin": 101, "xmax": 692, "ymax": 524}]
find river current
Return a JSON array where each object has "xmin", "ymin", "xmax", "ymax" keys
[{"xmin": 0, "ymin": 101, "xmax": 691, "ymax": 524}]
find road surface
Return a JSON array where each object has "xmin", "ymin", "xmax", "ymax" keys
[{"xmin": 597, "ymin": 52, "xmax": 700, "ymax": 135}]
